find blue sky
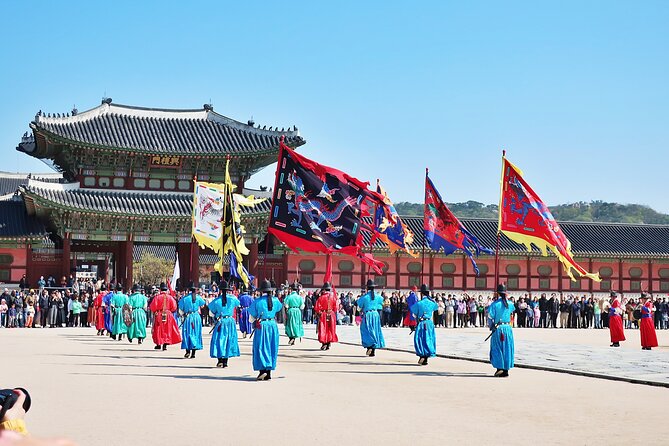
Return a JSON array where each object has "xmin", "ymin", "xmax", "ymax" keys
[{"xmin": 1, "ymin": 1, "xmax": 667, "ymax": 210}]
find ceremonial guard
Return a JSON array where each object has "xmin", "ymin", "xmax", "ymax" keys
[
  {"xmin": 126, "ymin": 284, "xmax": 148, "ymax": 344},
  {"xmin": 411, "ymin": 284, "xmax": 438, "ymax": 365},
  {"xmin": 208, "ymin": 280, "xmax": 241, "ymax": 368},
  {"xmin": 639, "ymin": 293, "xmax": 658, "ymax": 350},
  {"xmin": 356, "ymin": 279, "xmax": 385, "ymax": 357},
  {"xmin": 608, "ymin": 291, "xmax": 626, "ymax": 347},
  {"xmin": 110, "ymin": 284, "xmax": 129, "ymax": 341},
  {"xmin": 178, "ymin": 283, "xmax": 206, "ymax": 359},
  {"xmin": 248, "ymin": 279, "xmax": 281, "ymax": 381},
  {"xmin": 102, "ymin": 287, "xmax": 114, "ymax": 337},
  {"xmin": 238, "ymin": 287, "xmax": 254, "ymax": 339},
  {"xmin": 403, "ymin": 286, "xmax": 418, "ymax": 334},
  {"xmin": 314, "ymin": 282, "xmax": 338, "ymax": 350},
  {"xmin": 149, "ymin": 283, "xmax": 181, "ymax": 351},
  {"xmin": 487, "ymin": 284, "xmax": 515, "ymax": 377},
  {"xmin": 284, "ymin": 282, "xmax": 305, "ymax": 345},
  {"xmin": 93, "ymin": 284, "xmax": 107, "ymax": 336}
]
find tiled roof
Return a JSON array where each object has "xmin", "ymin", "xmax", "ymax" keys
[
  {"xmin": 0, "ymin": 172, "xmax": 63, "ymax": 196},
  {"xmin": 371, "ymin": 217, "xmax": 669, "ymax": 258},
  {"xmin": 0, "ymin": 200, "xmax": 49, "ymax": 239},
  {"xmin": 23, "ymin": 101, "xmax": 305, "ymax": 156},
  {"xmin": 20, "ymin": 181, "xmax": 271, "ymax": 218}
]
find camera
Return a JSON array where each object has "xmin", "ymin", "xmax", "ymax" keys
[{"xmin": 0, "ymin": 388, "xmax": 31, "ymax": 421}]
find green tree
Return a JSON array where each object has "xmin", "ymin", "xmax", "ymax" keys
[{"xmin": 133, "ymin": 253, "xmax": 173, "ymax": 286}]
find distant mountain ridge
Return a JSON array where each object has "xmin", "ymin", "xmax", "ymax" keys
[{"xmin": 393, "ymin": 201, "xmax": 669, "ymax": 225}]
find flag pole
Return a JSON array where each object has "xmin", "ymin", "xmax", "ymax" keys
[
  {"xmin": 494, "ymin": 150, "xmax": 506, "ymax": 288},
  {"xmin": 263, "ymin": 137, "xmax": 286, "ymax": 281},
  {"xmin": 222, "ymin": 156, "xmax": 231, "ymax": 285},
  {"xmin": 421, "ymin": 168, "xmax": 428, "ymax": 285}
]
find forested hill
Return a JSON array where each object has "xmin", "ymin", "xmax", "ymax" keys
[{"xmin": 393, "ymin": 201, "xmax": 669, "ymax": 225}]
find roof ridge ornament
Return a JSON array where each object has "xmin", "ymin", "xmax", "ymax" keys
[
  {"xmin": 203, "ymin": 103, "xmax": 213, "ymax": 111},
  {"xmin": 101, "ymin": 97, "xmax": 112, "ymax": 105}
]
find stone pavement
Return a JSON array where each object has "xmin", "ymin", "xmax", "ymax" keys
[{"xmin": 303, "ymin": 324, "xmax": 669, "ymax": 386}]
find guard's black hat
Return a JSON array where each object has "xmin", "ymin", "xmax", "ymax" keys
[
  {"xmin": 259, "ymin": 279, "xmax": 274, "ymax": 293},
  {"xmin": 290, "ymin": 282, "xmax": 301, "ymax": 291},
  {"xmin": 188, "ymin": 281, "xmax": 196, "ymax": 292},
  {"xmin": 420, "ymin": 284, "xmax": 430, "ymax": 295},
  {"xmin": 496, "ymin": 283, "xmax": 507, "ymax": 296},
  {"xmin": 219, "ymin": 280, "xmax": 233, "ymax": 292},
  {"xmin": 115, "ymin": 283, "xmax": 123, "ymax": 291},
  {"xmin": 321, "ymin": 282, "xmax": 332, "ymax": 291},
  {"xmin": 159, "ymin": 282, "xmax": 168, "ymax": 291},
  {"xmin": 100, "ymin": 284, "xmax": 107, "ymax": 291},
  {"xmin": 132, "ymin": 283, "xmax": 142, "ymax": 292},
  {"xmin": 366, "ymin": 279, "xmax": 375, "ymax": 290},
  {"xmin": 609, "ymin": 291, "xmax": 618, "ymax": 297}
]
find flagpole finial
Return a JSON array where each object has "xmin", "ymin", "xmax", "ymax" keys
[
  {"xmin": 425, "ymin": 167, "xmax": 429, "ymax": 175},
  {"xmin": 502, "ymin": 149, "xmax": 506, "ymax": 156}
]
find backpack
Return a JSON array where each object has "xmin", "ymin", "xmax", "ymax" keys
[{"xmin": 122, "ymin": 303, "xmax": 134, "ymax": 327}]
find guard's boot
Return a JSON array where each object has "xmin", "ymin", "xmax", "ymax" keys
[
  {"xmin": 369, "ymin": 348, "xmax": 376, "ymax": 357},
  {"xmin": 154, "ymin": 344, "xmax": 162, "ymax": 350},
  {"xmin": 216, "ymin": 358, "xmax": 224, "ymax": 368},
  {"xmin": 325, "ymin": 343, "xmax": 331, "ymax": 350},
  {"xmin": 494, "ymin": 369, "xmax": 504, "ymax": 377},
  {"xmin": 138, "ymin": 338, "xmax": 143, "ymax": 345},
  {"xmin": 189, "ymin": 350, "xmax": 196, "ymax": 359},
  {"xmin": 184, "ymin": 349, "xmax": 191, "ymax": 358},
  {"xmin": 266, "ymin": 370, "xmax": 272, "ymax": 380},
  {"xmin": 222, "ymin": 358, "xmax": 228, "ymax": 368},
  {"xmin": 162, "ymin": 343, "xmax": 168, "ymax": 351},
  {"xmin": 257, "ymin": 370, "xmax": 268, "ymax": 381}
]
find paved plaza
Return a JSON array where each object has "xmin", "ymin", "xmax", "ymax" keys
[{"xmin": 1, "ymin": 326, "xmax": 668, "ymax": 445}]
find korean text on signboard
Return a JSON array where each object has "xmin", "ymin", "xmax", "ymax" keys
[{"xmin": 150, "ymin": 155, "xmax": 181, "ymax": 168}]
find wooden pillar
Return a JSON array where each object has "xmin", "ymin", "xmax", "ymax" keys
[
  {"xmin": 428, "ymin": 254, "xmax": 434, "ymax": 289},
  {"xmin": 526, "ymin": 256, "xmax": 531, "ymax": 293},
  {"xmin": 25, "ymin": 243, "xmax": 33, "ymax": 287},
  {"xmin": 177, "ymin": 243, "xmax": 190, "ymax": 290},
  {"xmin": 124, "ymin": 240, "xmax": 134, "ymax": 290},
  {"xmin": 618, "ymin": 258, "xmax": 624, "ymax": 296},
  {"xmin": 557, "ymin": 260, "xmax": 563, "ymax": 296},
  {"xmin": 648, "ymin": 259, "xmax": 653, "ymax": 293},
  {"xmin": 191, "ymin": 241, "xmax": 200, "ymax": 285},
  {"xmin": 281, "ymin": 252, "xmax": 289, "ymax": 285},
  {"xmin": 248, "ymin": 238, "xmax": 259, "ymax": 278},
  {"xmin": 104, "ymin": 255, "xmax": 110, "ymax": 284},
  {"xmin": 588, "ymin": 258, "xmax": 594, "ymax": 294},
  {"xmin": 395, "ymin": 253, "xmax": 401, "ymax": 289},
  {"xmin": 62, "ymin": 234, "xmax": 71, "ymax": 280},
  {"xmin": 461, "ymin": 255, "xmax": 467, "ymax": 291}
]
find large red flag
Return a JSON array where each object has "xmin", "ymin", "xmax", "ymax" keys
[{"xmin": 499, "ymin": 155, "xmax": 600, "ymax": 282}]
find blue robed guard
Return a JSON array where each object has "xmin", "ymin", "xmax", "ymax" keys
[
  {"xmin": 487, "ymin": 284, "xmax": 515, "ymax": 377},
  {"xmin": 207, "ymin": 280, "xmax": 241, "ymax": 368},
  {"xmin": 410, "ymin": 284, "xmax": 438, "ymax": 365},
  {"xmin": 248, "ymin": 279, "xmax": 282, "ymax": 381},
  {"xmin": 178, "ymin": 282, "xmax": 206, "ymax": 359},
  {"xmin": 356, "ymin": 279, "xmax": 386, "ymax": 357}
]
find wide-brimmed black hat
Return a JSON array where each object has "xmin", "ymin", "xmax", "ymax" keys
[
  {"xmin": 219, "ymin": 280, "xmax": 233, "ymax": 292},
  {"xmin": 640, "ymin": 292, "xmax": 649, "ymax": 299},
  {"xmin": 132, "ymin": 283, "xmax": 142, "ymax": 292},
  {"xmin": 188, "ymin": 281, "xmax": 196, "ymax": 292},
  {"xmin": 420, "ymin": 284, "xmax": 430, "ymax": 295},
  {"xmin": 366, "ymin": 279, "xmax": 375, "ymax": 290},
  {"xmin": 609, "ymin": 291, "xmax": 618, "ymax": 297},
  {"xmin": 321, "ymin": 282, "xmax": 332, "ymax": 291},
  {"xmin": 100, "ymin": 284, "xmax": 107, "ymax": 291},
  {"xmin": 496, "ymin": 283, "xmax": 507, "ymax": 296},
  {"xmin": 259, "ymin": 279, "xmax": 274, "ymax": 293},
  {"xmin": 290, "ymin": 282, "xmax": 301, "ymax": 291},
  {"xmin": 159, "ymin": 282, "xmax": 168, "ymax": 291},
  {"xmin": 115, "ymin": 283, "xmax": 123, "ymax": 291}
]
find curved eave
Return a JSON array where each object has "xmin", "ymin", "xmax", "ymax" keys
[{"xmin": 27, "ymin": 122, "xmax": 305, "ymax": 159}]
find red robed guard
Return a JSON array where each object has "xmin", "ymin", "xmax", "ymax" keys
[
  {"xmin": 608, "ymin": 291, "xmax": 626, "ymax": 347},
  {"xmin": 93, "ymin": 285, "xmax": 108, "ymax": 335},
  {"xmin": 639, "ymin": 293, "xmax": 658, "ymax": 350},
  {"xmin": 150, "ymin": 282, "xmax": 181, "ymax": 350},
  {"xmin": 315, "ymin": 282, "xmax": 339, "ymax": 350}
]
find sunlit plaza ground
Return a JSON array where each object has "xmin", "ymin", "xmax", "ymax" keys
[{"xmin": 1, "ymin": 325, "xmax": 667, "ymax": 445}]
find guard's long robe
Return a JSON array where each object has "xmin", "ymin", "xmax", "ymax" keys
[
  {"xmin": 403, "ymin": 291, "xmax": 418, "ymax": 327},
  {"xmin": 208, "ymin": 294, "xmax": 241, "ymax": 359},
  {"xmin": 178, "ymin": 293, "xmax": 206, "ymax": 350},
  {"xmin": 102, "ymin": 292, "xmax": 113, "ymax": 333},
  {"xmin": 248, "ymin": 295, "xmax": 281, "ymax": 371},
  {"xmin": 609, "ymin": 298, "xmax": 626, "ymax": 343},
  {"xmin": 284, "ymin": 292, "xmax": 305, "ymax": 339},
  {"xmin": 93, "ymin": 291, "xmax": 106, "ymax": 331},
  {"xmin": 357, "ymin": 292, "xmax": 385, "ymax": 349},
  {"xmin": 640, "ymin": 301, "xmax": 658, "ymax": 348},
  {"xmin": 110, "ymin": 292, "xmax": 129, "ymax": 335},
  {"xmin": 238, "ymin": 293, "xmax": 254, "ymax": 335},
  {"xmin": 126, "ymin": 292, "xmax": 148, "ymax": 340},
  {"xmin": 314, "ymin": 291, "xmax": 338, "ymax": 344},
  {"xmin": 150, "ymin": 292, "xmax": 181, "ymax": 346},
  {"xmin": 487, "ymin": 299, "xmax": 515, "ymax": 370},
  {"xmin": 410, "ymin": 297, "xmax": 438, "ymax": 358}
]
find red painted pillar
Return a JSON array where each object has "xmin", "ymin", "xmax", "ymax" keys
[
  {"xmin": 648, "ymin": 259, "xmax": 653, "ymax": 293},
  {"xmin": 191, "ymin": 241, "xmax": 200, "ymax": 285},
  {"xmin": 526, "ymin": 256, "xmax": 531, "ymax": 291},
  {"xmin": 557, "ymin": 260, "xmax": 563, "ymax": 297},
  {"xmin": 249, "ymin": 238, "xmax": 259, "ymax": 279},
  {"xmin": 25, "ymin": 243, "xmax": 33, "ymax": 287},
  {"xmin": 395, "ymin": 254, "xmax": 401, "ymax": 289},
  {"xmin": 124, "ymin": 240, "xmax": 134, "ymax": 290},
  {"xmin": 589, "ymin": 258, "xmax": 594, "ymax": 294},
  {"xmin": 461, "ymin": 255, "xmax": 467, "ymax": 291},
  {"xmin": 618, "ymin": 259, "xmax": 624, "ymax": 296},
  {"xmin": 428, "ymin": 254, "xmax": 434, "ymax": 289},
  {"xmin": 62, "ymin": 234, "xmax": 71, "ymax": 280}
]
